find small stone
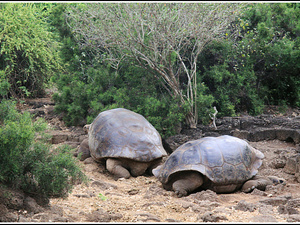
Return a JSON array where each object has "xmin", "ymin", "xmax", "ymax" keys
[
  {"xmin": 287, "ymin": 214, "xmax": 300, "ymax": 222},
  {"xmin": 234, "ymin": 200, "xmax": 256, "ymax": 212},
  {"xmin": 259, "ymin": 197, "xmax": 288, "ymax": 206},
  {"xmin": 249, "ymin": 215, "xmax": 277, "ymax": 222},
  {"xmin": 251, "ymin": 188, "xmax": 268, "ymax": 196},
  {"xmin": 199, "ymin": 211, "xmax": 228, "ymax": 222},
  {"xmin": 258, "ymin": 204, "xmax": 273, "ymax": 215},
  {"xmin": 91, "ymin": 180, "xmax": 117, "ymax": 190},
  {"xmin": 135, "ymin": 213, "xmax": 161, "ymax": 222},
  {"xmin": 278, "ymin": 205, "xmax": 299, "ymax": 215}
]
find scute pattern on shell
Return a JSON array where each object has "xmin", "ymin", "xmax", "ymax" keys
[
  {"xmin": 153, "ymin": 135, "xmax": 264, "ymax": 185},
  {"xmin": 88, "ymin": 108, "xmax": 167, "ymax": 162}
]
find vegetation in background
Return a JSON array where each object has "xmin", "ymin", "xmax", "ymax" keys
[
  {"xmin": 50, "ymin": 3, "xmax": 299, "ymax": 135},
  {"xmin": 0, "ymin": 99, "xmax": 86, "ymax": 200},
  {"xmin": 0, "ymin": 3, "xmax": 63, "ymax": 99},
  {"xmin": 0, "ymin": 3, "xmax": 299, "ymax": 138},
  {"xmin": 196, "ymin": 3, "xmax": 300, "ymax": 117},
  {"xmin": 64, "ymin": 3, "xmax": 244, "ymax": 128}
]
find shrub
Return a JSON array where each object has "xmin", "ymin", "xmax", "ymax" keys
[
  {"xmin": 0, "ymin": 99, "xmax": 86, "ymax": 199},
  {"xmin": 0, "ymin": 3, "xmax": 63, "ymax": 98}
]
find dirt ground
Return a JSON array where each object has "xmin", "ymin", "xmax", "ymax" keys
[
  {"xmin": 10, "ymin": 95, "xmax": 300, "ymax": 222},
  {"xmin": 46, "ymin": 140, "xmax": 299, "ymax": 223}
]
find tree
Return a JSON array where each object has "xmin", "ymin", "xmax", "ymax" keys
[{"xmin": 65, "ymin": 3, "xmax": 244, "ymax": 128}]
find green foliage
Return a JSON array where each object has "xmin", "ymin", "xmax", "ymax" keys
[
  {"xmin": 98, "ymin": 193, "xmax": 107, "ymax": 201},
  {"xmin": 196, "ymin": 3, "xmax": 299, "ymax": 118},
  {"xmin": 236, "ymin": 3, "xmax": 300, "ymax": 107},
  {"xmin": 53, "ymin": 60, "xmax": 187, "ymax": 137},
  {"xmin": 0, "ymin": 99, "xmax": 86, "ymax": 199},
  {"xmin": 0, "ymin": 3, "xmax": 63, "ymax": 98},
  {"xmin": 51, "ymin": 3, "xmax": 299, "ymax": 136}
]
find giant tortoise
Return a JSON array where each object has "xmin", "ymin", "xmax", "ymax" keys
[
  {"xmin": 86, "ymin": 108, "xmax": 167, "ymax": 179},
  {"xmin": 152, "ymin": 135, "xmax": 285, "ymax": 197}
]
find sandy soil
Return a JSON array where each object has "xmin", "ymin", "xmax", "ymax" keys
[{"xmin": 48, "ymin": 139, "xmax": 299, "ymax": 223}]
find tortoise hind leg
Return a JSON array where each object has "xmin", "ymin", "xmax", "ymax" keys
[
  {"xmin": 241, "ymin": 175, "xmax": 286, "ymax": 193},
  {"xmin": 106, "ymin": 158, "xmax": 131, "ymax": 180},
  {"xmin": 171, "ymin": 171, "xmax": 204, "ymax": 198},
  {"xmin": 129, "ymin": 161, "xmax": 149, "ymax": 177}
]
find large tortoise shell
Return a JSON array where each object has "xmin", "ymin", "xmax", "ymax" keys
[
  {"xmin": 153, "ymin": 135, "xmax": 264, "ymax": 185},
  {"xmin": 88, "ymin": 108, "xmax": 167, "ymax": 162}
]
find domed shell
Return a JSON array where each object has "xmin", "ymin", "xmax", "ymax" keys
[
  {"xmin": 152, "ymin": 135, "xmax": 264, "ymax": 185},
  {"xmin": 88, "ymin": 108, "xmax": 167, "ymax": 162}
]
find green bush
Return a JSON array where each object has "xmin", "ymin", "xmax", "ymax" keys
[
  {"xmin": 0, "ymin": 99, "xmax": 86, "ymax": 199},
  {"xmin": 201, "ymin": 63, "xmax": 263, "ymax": 117},
  {"xmin": 53, "ymin": 61, "xmax": 187, "ymax": 138},
  {"xmin": 236, "ymin": 3, "xmax": 300, "ymax": 107},
  {"xmin": 0, "ymin": 3, "xmax": 63, "ymax": 98}
]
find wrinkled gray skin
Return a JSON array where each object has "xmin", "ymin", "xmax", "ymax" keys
[
  {"xmin": 86, "ymin": 108, "xmax": 167, "ymax": 180},
  {"xmin": 153, "ymin": 135, "xmax": 286, "ymax": 197}
]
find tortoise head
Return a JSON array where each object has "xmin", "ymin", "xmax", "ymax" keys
[{"xmin": 267, "ymin": 176, "xmax": 286, "ymax": 186}]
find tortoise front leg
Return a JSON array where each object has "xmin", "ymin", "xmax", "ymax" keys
[
  {"xmin": 106, "ymin": 158, "xmax": 131, "ymax": 180},
  {"xmin": 172, "ymin": 171, "xmax": 204, "ymax": 197}
]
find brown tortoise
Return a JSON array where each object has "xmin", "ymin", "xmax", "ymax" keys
[
  {"xmin": 84, "ymin": 108, "xmax": 167, "ymax": 179},
  {"xmin": 153, "ymin": 135, "xmax": 286, "ymax": 197}
]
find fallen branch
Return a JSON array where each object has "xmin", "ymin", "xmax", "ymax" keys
[{"xmin": 209, "ymin": 106, "xmax": 218, "ymax": 130}]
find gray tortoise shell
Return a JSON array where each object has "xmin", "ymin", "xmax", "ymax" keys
[
  {"xmin": 152, "ymin": 135, "xmax": 264, "ymax": 185},
  {"xmin": 88, "ymin": 108, "xmax": 167, "ymax": 162}
]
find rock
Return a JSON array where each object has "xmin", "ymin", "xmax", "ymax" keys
[
  {"xmin": 251, "ymin": 188, "xmax": 268, "ymax": 196},
  {"xmin": 84, "ymin": 164, "xmax": 101, "ymax": 173},
  {"xmin": 287, "ymin": 198, "xmax": 300, "ymax": 208},
  {"xmin": 83, "ymin": 157, "xmax": 94, "ymax": 164},
  {"xmin": 73, "ymin": 194, "xmax": 90, "ymax": 198},
  {"xmin": 64, "ymin": 141, "xmax": 80, "ymax": 149},
  {"xmin": 32, "ymin": 212, "xmax": 51, "ymax": 222},
  {"xmin": 0, "ymin": 204, "xmax": 16, "ymax": 222},
  {"xmin": 142, "ymin": 202, "xmax": 164, "ymax": 208},
  {"xmin": 187, "ymin": 190, "xmax": 219, "ymax": 202},
  {"xmin": 259, "ymin": 197, "xmax": 288, "ymax": 206},
  {"xmin": 135, "ymin": 212, "xmax": 161, "ymax": 222},
  {"xmin": 85, "ymin": 209, "xmax": 123, "ymax": 222},
  {"xmin": 50, "ymin": 205, "xmax": 64, "ymax": 217},
  {"xmin": 128, "ymin": 188, "xmax": 139, "ymax": 195},
  {"xmin": 265, "ymin": 183, "xmax": 286, "ymax": 194},
  {"xmin": 270, "ymin": 155, "xmax": 287, "ymax": 169},
  {"xmin": 18, "ymin": 215, "xmax": 31, "ymax": 222},
  {"xmin": 278, "ymin": 205, "xmax": 299, "ymax": 215},
  {"xmin": 249, "ymin": 215, "xmax": 278, "ymax": 222},
  {"xmin": 144, "ymin": 185, "xmax": 170, "ymax": 198},
  {"xmin": 91, "ymin": 180, "xmax": 118, "ymax": 190},
  {"xmin": 175, "ymin": 199, "xmax": 207, "ymax": 213},
  {"xmin": 199, "ymin": 211, "xmax": 228, "ymax": 222},
  {"xmin": 234, "ymin": 200, "xmax": 256, "ymax": 212},
  {"xmin": 0, "ymin": 188, "xmax": 25, "ymax": 210},
  {"xmin": 165, "ymin": 218, "xmax": 181, "ymax": 222},
  {"xmin": 50, "ymin": 130, "xmax": 69, "ymax": 144},
  {"xmin": 258, "ymin": 204, "xmax": 273, "ymax": 215},
  {"xmin": 287, "ymin": 214, "xmax": 300, "ymax": 222},
  {"xmin": 284, "ymin": 154, "xmax": 300, "ymax": 174},
  {"xmin": 23, "ymin": 196, "xmax": 44, "ymax": 214},
  {"xmin": 0, "ymin": 212, "xmax": 18, "ymax": 222},
  {"xmin": 50, "ymin": 213, "xmax": 73, "ymax": 222},
  {"xmin": 232, "ymin": 130, "xmax": 249, "ymax": 140}
]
